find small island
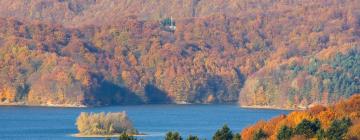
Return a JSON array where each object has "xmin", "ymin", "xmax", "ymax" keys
[{"xmin": 74, "ymin": 112, "xmax": 140, "ymax": 138}]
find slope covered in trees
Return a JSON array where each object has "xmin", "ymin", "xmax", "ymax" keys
[
  {"xmin": 240, "ymin": 46, "xmax": 360, "ymax": 108},
  {"xmin": 0, "ymin": 0, "xmax": 359, "ymax": 107},
  {"xmin": 240, "ymin": 94, "xmax": 360, "ymax": 140}
]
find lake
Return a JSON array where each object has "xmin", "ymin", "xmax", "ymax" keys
[{"xmin": 0, "ymin": 104, "xmax": 289, "ymax": 140}]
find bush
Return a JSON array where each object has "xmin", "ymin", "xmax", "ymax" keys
[{"xmin": 76, "ymin": 112, "xmax": 138, "ymax": 135}]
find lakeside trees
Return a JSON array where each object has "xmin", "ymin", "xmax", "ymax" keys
[
  {"xmin": 213, "ymin": 124, "xmax": 233, "ymax": 140},
  {"xmin": 101, "ymin": 97, "xmax": 358, "ymax": 140},
  {"xmin": 161, "ymin": 124, "xmax": 241, "ymax": 140},
  {"xmin": 240, "ymin": 94, "xmax": 360, "ymax": 140},
  {"xmin": 165, "ymin": 132, "xmax": 182, "ymax": 140},
  {"xmin": 76, "ymin": 112, "xmax": 138, "ymax": 135}
]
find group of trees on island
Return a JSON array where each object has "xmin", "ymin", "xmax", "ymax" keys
[{"xmin": 76, "ymin": 112, "xmax": 138, "ymax": 135}]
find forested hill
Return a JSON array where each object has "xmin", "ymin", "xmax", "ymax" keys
[
  {"xmin": 0, "ymin": 0, "xmax": 359, "ymax": 107},
  {"xmin": 240, "ymin": 94, "xmax": 360, "ymax": 139},
  {"xmin": 0, "ymin": 0, "xmax": 331, "ymax": 27}
]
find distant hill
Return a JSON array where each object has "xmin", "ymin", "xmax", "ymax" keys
[
  {"xmin": 0, "ymin": 0, "xmax": 358, "ymax": 107},
  {"xmin": 0, "ymin": 0, "xmax": 255, "ymax": 27}
]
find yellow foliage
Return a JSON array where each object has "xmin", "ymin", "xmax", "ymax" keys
[{"xmin": 0, "ymin": 87, "xmax": 16, "ymax": 102}]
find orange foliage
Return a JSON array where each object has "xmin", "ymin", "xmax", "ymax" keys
[{"xmin": 241, "ymin": 95, "xmax": 360, "ymax": 139}]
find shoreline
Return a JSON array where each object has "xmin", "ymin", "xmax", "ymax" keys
[
  {"xmin": 71, "ymin": 133, "xmax": 146, "ymax": 138},
  {"xmin": 0, "ymin": 102, "xmax": 87, "ymax": 108},
  {"xmin": 0, "ymin": 102, "xmax": 305, "ymax": 110},
  {"xmin": 240, "ymin": 105, "xmax": 306, "ymax": 111}
]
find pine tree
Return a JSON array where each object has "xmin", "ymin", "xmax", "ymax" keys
[
  {"xmin": 294, "ymin": 119, "xmax": 320, "ymax": 138},
  {"xmin": 213, "ymin": 124, "xmax": 233, "ymax": 140},
  {"xmin": 165, "ymin": 131, "xmax": 182, "ymax": 140},
  {"xmin": 277, "ymin": 125, "xmax": 293, "ymax": 140},
  {"xmin": 186, "ymin": 135, "xmax": 199, "ymax": 140},
  {"xmin": 253, "ymin": 129, "xmax": 267, "ymax": 140},
  {"xmin": 326, "ymin": 118, "xmax": 352, "ymax": 140},
  {"xmin": 119, "ymin": 132, "xmax": 137, "ymax": 140},
  {"xmin": 232, "ymin": 133, "xmax": 242, "ymax": 140}
]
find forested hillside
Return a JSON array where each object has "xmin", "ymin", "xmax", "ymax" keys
[
  {"xmin": 0, "ymin": 0, "xmax": 359, "ymax": 107},
  {"xmin": 240, "ymin": 47, "xmax": 360, "ymax": 108},
  {"xmin": 240, "ymin": 94, "xmax": 360, "ymax": 140}
]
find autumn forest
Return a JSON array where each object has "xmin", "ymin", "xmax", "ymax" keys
[{"xmin": 0, "ymin": 0, "xmax": 358, "ymax": 109}]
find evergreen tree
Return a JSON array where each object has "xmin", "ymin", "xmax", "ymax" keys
[
  {"xmin": 232, "ymin": 133, "xmax": 242, "ymax": 140},
  {"xmin": 326, "ymin": 118, "xmax": 352, "ymax": 140},
  {"xmin": 186, "ymin": 135, "xmax": 199, "ymax": 140},
  {"xmin": 213, "ymin": 124, "xmax": 233, "ymax": 140},
  {"xmin": 165, "ymin": 131, "xmax": 182, "ymax": 140},
  {"xmin": 316, "ymin": 129, "xmax": 326, "ymax": 140},
  {"xmin": 119, "ymin": 132, "xmax": 137, "ymax": 140},
  {"xmin": 294, "ymin": 119, "xmax": 321, "ymax": 138},
  {"xmin": 253, "ymin": 129, "xmax": 267, "ymax": 140},
  {"xmin": 277, "ymin": 125, "xmax": 293, "ymax": 140}
]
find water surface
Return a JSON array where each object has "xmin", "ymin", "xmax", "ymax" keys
[{"xmin": 0, "ymin": 104, "xmax": 289, "ymax": 140}]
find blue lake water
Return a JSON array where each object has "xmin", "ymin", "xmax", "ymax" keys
[{"xmin": 0, "ymin": 104, "xmax": 289, "ymax": 140}]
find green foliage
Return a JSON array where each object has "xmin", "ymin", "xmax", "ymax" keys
[
  {"xmin": 316, "ymin": 129, "xmax": 326, "ymax": 140},
  {"xmin": 119, "ymin": 133, "xmax": 137, "ymax": 140},
  {"xmin": 317, "ymin": 50, "xmax": 360, "ymax": 100},
  {"xmin": 276, "ymin": 125, "xmax": 293, "ymax": 140},
  {"xmin": 294, "ymin": 119, "xmax": 321, "ymax": 138},
  {"xmin": 161, "ymin": 18, "xmax": 175, "ymax": 27},
  {"xmin": 253, "ymin": 129, "xmax": 267, "ymax": 140},
  {"xmin": 186, "ymin": 135, "xmax": 199, "ymax": 140},
  {"xmin": 307, "ymin": 58, "xmax": 319, "ymax": 75},
  {"xmin": 165, "ymin": 131, "xmax": 182, "ymax": 140},
  {"xmin": 213, "ymin": 124, "xmax": 233, "ymax": 140},
  {"xmin": 326, "ymin": 118, "xmax": 352, "ymax": 140},
  {"xmin": 232, "ymin": 133, "xmax": 242, "ymax": 140}
]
